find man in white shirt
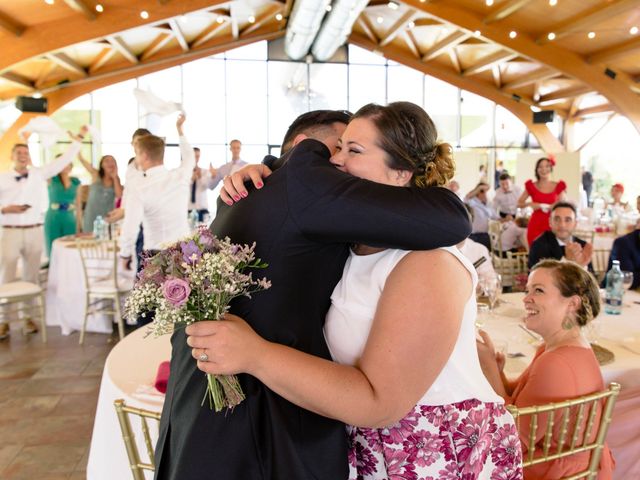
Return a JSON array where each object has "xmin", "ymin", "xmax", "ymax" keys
[
  {"xmin": 209, "ymin": 139, "xmax": 248, "ymax": 188},
  {"xmin": 188, "ymin": 147, "xmax": 216, "ymax": 222},
  {"xmin": 459, "ymin": 238, "xmax": 497, "ymax": 283},
  {"xmin": 492, "ymin": 172, "xmax": 522, "ymax": 218},
  {"xmin": 0, "ymin": 128, "xmax": 86, "ymax": 339},
  {"xmin": 466, "ymin": 182, "xmax": 499, "ymax": 251},
  {"xmin": 118, "ymin": 115, "xmax": 195, "ymax": 274}
]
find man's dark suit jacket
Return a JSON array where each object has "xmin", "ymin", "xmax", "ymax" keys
[
  {"xmin": 528, "ymin": 230, "xmax": 593, "ymax": 271},
  {"xmin": 155, "ymin": 139, "xmax": 471, "ymax": 480},
  {"xmin": 606, "ymin": 229, "xmax": 640, "ymax": 289}
]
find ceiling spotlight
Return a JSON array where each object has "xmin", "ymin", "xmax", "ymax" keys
[
  {"xmin": 509, "ymin": 31, "xmax": 517, "ymax": 39},
  {"xmin": 248, "ymin": 15, "xmax": 255, "ymax": 23},
  {"xmin": 630, "ymin": 26, "xmax": 639, "ymax": 35},
  {"xmin": 547, "ymin": 32, "xmax": 556, "ymax": 41},
  {"xmin": 325, "ymin": 5, "xmax": 332, "ymax": 11},
  {"xmin": 275, "ymin": 13, "xmax": 283, "ymax": 21},
  {"xmin": 549, "ymin": 0, "xmax": 557, "ymax": 5},
  {"xmin": 95, "ymin": 3, "xmax": 103, "ymax": 12},
  {"xmin": 588, "ymin": 31, "xmax": 595, "ymax": 39},
  {"xmin": 44, "ymin": 0, "xmax": 54, "ymax": 4},
  {"xmin": 486, "ymin": 0, "xmax": 494, "ymax": 5},
  {"xmin": 376, "ymin": 16, "xmax": 384, "ymax": 24},
  {"xmin": 474, "ymin": 30, "xmax": 481, "ymax": 37},
  {"xmin": 216, "ymin": 16, "xmax": 225, "ymax": 24},
  {"xmin": 387, "ymin": 1, "xmax": 399, "ymax": 10},
  {"xmin": 407, "ymin": 21, "xmax": 415, "ymax": 30},
  {"xmin": 140, "ymin": 10, "xmax": 149, "ymax": 19}
]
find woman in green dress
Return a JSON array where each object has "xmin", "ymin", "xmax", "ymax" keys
[
  {"xmin": 44, "ymin": 161, "xmax": 80, "ymax": 257},
  {"xmin": 77, "ymin": 153, "xmax": 122, "ymax": 233}
]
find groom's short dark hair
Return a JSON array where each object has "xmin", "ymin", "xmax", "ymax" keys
[{"xmin": 281, "ymin": 110, "xmax": 351, "ymax": 154}]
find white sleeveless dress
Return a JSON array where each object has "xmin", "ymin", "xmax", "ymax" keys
[{"xmin": 324, "ymin": 246, "xmax": 523, "ymax": 480}]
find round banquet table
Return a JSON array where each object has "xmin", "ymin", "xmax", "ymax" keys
[
  {"xmin": 87, "ymin": 327, "xmax": 171, "ymax": 480},
  {"xmin": 46, "ymin": 236, "xmax": 135, "ymax": 335},
  {"xmin": 484, "ymin": 289, "xmax": 640, "ymax": 479}
]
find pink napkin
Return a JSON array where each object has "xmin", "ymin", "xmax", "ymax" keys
[{"xmin": 154, "ymin": 361, "xmax": 171, "ymax": 394}]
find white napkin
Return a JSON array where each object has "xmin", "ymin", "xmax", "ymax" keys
[
  {"xmin": 133, "ymin": 88, "xmax": 183, "ymax": 116},
  {"xmin": 18, "ymin": 117, "xmax": 65, "ymax": 148}
]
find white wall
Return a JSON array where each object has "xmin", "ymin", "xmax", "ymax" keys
[{"xmin": 452, "ymin": 150, "xmax": 489, "ymax": 198}]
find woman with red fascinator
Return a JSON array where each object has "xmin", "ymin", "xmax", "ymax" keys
[{"xmin": 518, "ymin": 156, "xmax": 567, "ymax": 246}]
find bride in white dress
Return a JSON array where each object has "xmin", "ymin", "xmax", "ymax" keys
[{"xmin": 187, "ymin": 101, "xmax": 523, "ymax": 480}]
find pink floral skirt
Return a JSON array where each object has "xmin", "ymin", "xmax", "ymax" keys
[{"xmin": 347, "ymin": 399, "xmax": 523, "ymax": 480}]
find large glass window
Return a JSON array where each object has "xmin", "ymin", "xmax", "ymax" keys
[
  {"xmin": 424, "ymin": 76, "xmax": 459, "ymax": 144},
  {"xmin": 460, "ymin": 90, "xmax": 494, "ymax": 148}
]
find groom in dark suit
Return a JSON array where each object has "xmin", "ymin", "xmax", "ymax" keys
[{"xmin": 155, "ymin": 110, "xmax": 471, "ymax": 480}]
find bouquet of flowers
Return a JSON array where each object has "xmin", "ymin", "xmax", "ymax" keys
[{"xmin": 124, "ymin": 225, "xmax": 271, "ymax": 412}]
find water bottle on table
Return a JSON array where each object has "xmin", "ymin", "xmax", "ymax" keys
[
  {"xmin": 93, "ymin": 215, "xmax": 105, "ymax": 240},
  {"xmin": 604, "ymin": 260, "xmax": 623, "ymax": 315}
]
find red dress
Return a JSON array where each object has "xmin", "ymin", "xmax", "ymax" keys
[{"xmin": 525, "ymin": 179, "xmax": 566, "ymax": 246}]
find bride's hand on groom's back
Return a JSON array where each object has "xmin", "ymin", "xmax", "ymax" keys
[
  {"xmin": 185, "ymin": 315, "xmax": 266, "ymax": 375},
  {"xmin": 220, "ymin": 164, "xmax": 272, "ymax": 205}
]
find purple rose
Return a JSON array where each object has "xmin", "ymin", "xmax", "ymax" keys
[
  {"xmin": 162, "ymin": 277, "xmax": 191, "ymax": 307},
  {"xmin": 181, "ymin": 240, "xmax": 202, "ymax": 264}
]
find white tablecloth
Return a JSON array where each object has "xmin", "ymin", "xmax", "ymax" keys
[
  {"xmin": 87, "ymin": 327, "xmax": 171, "ymax": 480},
  {"xmin": 46, "ymin": 237, "xmax": 134, "ymax": 335}
]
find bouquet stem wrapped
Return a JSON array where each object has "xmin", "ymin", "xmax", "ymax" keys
[{"xmin": 125, "ymin": 226, "xmax": 270, "ymax": 412}]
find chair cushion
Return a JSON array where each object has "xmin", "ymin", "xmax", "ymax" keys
[{"xmin": 0, "ymin": 281, "xmax": 42, "ymax": 298}]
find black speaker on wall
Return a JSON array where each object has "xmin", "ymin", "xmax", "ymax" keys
[
  {"xmin": 15, "ymin": 96, "xmax": 48, "ymax": 113},
  {"xmin": 533, "ymin": 110, "xmax": 555, "ymax": 124}
]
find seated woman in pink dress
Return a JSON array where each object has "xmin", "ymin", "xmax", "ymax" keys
[
  {"xmin": 477, "ymin": 259, "xmax": 614, "ymax": 479},
  {"xmin": 518, "ymin": 157, "xmax": 566, "ymax": 246}
]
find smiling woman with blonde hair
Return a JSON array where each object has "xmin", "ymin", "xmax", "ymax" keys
[{"xmin": 477, "ymin": 259, "xmax": 614, "ymax": 479}]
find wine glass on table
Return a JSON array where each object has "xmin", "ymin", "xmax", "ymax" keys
[
  {"xmin": 480, "ymin": 273, "xmax": 502, "ymax": 314},
  {"xmin": 622, "ymin": 271, "xmax": 633, "ymax": 291}
]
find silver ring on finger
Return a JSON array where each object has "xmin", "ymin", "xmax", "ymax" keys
[{"xmin": 198, "ymin": 350, "xmax": 209, "ymax": 362}]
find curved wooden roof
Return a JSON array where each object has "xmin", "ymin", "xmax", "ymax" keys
[{"xmin": 0, "ymin": 0, "xmax": 639, "ymax": 156}]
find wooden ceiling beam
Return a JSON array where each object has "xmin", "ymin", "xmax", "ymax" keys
[
  {"xmin": 588, "ymin": 37, "xmax": 640, "ymax": 65},
  {"xmin": 402, "ymin": 0, "xmax": 640, "ymax": 136},
  {"xmin": 241, "ymin": 4, "xmax": 282, "ymax": 36},
  {"xmin": 403, "ymin": 29, "xmax": 421, "ymax": 59},
  {"xmin": 412, "ymin": 18, "xmax": 441, "ymax": 28},
  {"xmin": 88, "ymin": 46, "xmax": 116, "ymax": 74},
  {"xmin": 484, "ymin": 0, "xmax": 534, "ymax": 24},
  {"xmin": 191, "ymin": 19, "xmax": 228, "ymax": 48},
  {"xmin": 421, "ymin": 30, "xmax": 469, "ymax": 62},
  {"xmin": 168, "ymin": 18, "xmax": 189, "ymax": 52},
  {"xmin": 379, "ymin": 9, "xmax": 417, "ymax": 48},
  {"xmin": 0, "ymin": 72, "xmax": 34, "ymax": 90},
  {"xmin": 537, "ymin": 0, "xmax": 640, "ymax": 44},
  {"xmin": 0, "ymin": 8, "xmax": 25, "ymax": 36},
  {"xmin": 0, "ymin": 0, "xmax": 226, "ymax": 72},
  {"xmin": 63, "ymin": 0, "xmax": 97, "ymax": 21},
  {"xmin": 348, "ymin": 32, "xmax": 563, "ymax": 152},
  {"xmin": 357, "ymin": 15, "xmax": 379, "ymax": 44},
  {"xmin": 462, "ymin": 51, "xmax": 518, "ymax": 76},
  {"xmin": 491, "ymin": 65, "xmax": 501, "ymax": 88},
  {"xmin": 106, "ymin": 36, "xmax": 139, "ymax": 64},
  {"xmin": 45, "ymin": 52, "xmax": 87, "ymax": 77},
  {"xmin": 538, "ymin": 85, "xmax": 594, "ymax": 104},
  {"xmin": 574, "ymin": 104, "xmax": 615, "ymax": 118},
  {"xmin": 448, "ymin": 48, "xmax": 461, "ymax": 74},
  {"xmin": 140, "ymin": 32, "xmax": 173, "ymax": 61},
  {"xmin": 502, "ymin": 68, "xmax": 559, "ymax": 90}
]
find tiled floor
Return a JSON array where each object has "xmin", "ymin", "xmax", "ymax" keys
[{"xmin": 0, "ymin": 323, "xmax": 120, "ymax": 480}]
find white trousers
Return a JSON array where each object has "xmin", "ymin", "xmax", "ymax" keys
[{"xmin": 0, "ymin": 226, "xmax": 44, "ymax": 324}]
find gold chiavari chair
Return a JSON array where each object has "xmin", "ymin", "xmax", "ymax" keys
[
  {"xmin": 506, "ymin": 382, "xmax": 621, "ymax": 480},
  {"xmin": 76, "ymin": 238, "xmax": 131, "ymax": 344},
  {"xmin": 114, "ymin": 399, "xmax": 161, "ymax": 480},
  {"xmin": 488, "ymin": 221, "xmax": 529, "ymax": 290},
  {"xmin": 0, "ymin": 281, "xmax": 47, "ymax": 342}
]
